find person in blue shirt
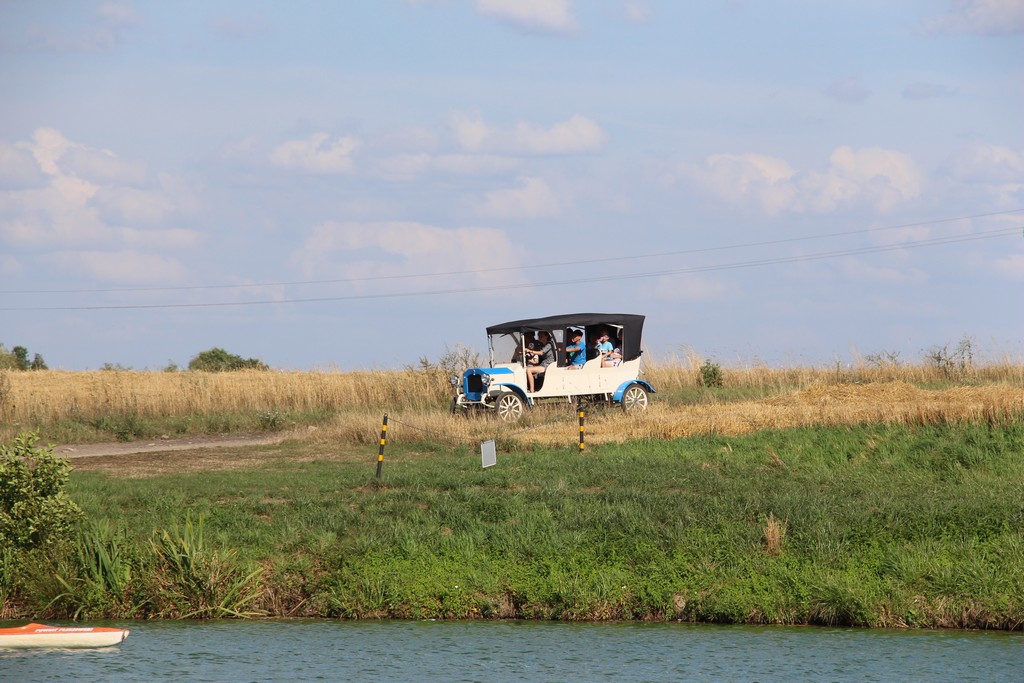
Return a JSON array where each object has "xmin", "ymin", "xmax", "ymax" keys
[
  {"xmin": 595, "ymin": 331, "xmax": 615, "ymax": 366},
  {"xmin": 565, "ymin": 329, "xmax": 586, "ymax": 368}
]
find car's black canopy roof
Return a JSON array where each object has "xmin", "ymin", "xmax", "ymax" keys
[{"xmin": 487, "ymin": 313, "xmax": 645, "ymax": 361}]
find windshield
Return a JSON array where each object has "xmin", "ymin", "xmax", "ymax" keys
[
  {"xmin": 489, "ymin": 329, "xmax": 564, "ymax": 367},
  {"xmin": 489, "ymin": 332, "xmax": 520, "ymax": 366}
]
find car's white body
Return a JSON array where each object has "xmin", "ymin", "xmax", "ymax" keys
[{"xmin": 451, "ymin": 313, "xmax": 654, "ymax": 420}]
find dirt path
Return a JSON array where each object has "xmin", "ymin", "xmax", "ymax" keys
[{"xmin": 55, "ymin": 433, "xmax": 288, "ymax": 459}]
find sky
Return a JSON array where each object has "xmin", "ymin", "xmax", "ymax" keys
[{"xmin": 1, "ymin": 0, "xmax": 1022, "ymax": 371}]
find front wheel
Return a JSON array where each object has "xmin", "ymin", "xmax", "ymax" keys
[
  {"xmin": 496, "ymin": 393, "xmax": 526, "ymax": 421},
  {"xmin": 621, "ymin": 384, "xmax": 649, "ymax": 414}
]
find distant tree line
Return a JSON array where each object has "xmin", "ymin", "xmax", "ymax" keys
[
  {"xmin": 0, "ymin": 345, "xmax": 270, "ymax": 372},
  {"xmin": 187, "ymin": 347, "xmax": 268, "ymax": 372},
  {"xmin": 0, "ymin": 344, "xmax": 47, "ymax": 370}
]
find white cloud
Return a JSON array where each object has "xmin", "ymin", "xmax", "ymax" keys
[
  {"xmin": 691, "ymin": 153, "xmax": 798, "ymax": 215},
  {"xmin": 623, "ymin": 1, "xmax": 653, "ymax": 23},
  {"xmin": 839, "ymin": 258, "xmax": 928, "ymax": 285},
  {"xmin": 947, "ymin": 143, "xmax": 1024, "ymax": 183},
  {"xmin": 374, "ymin": 152, "xmax": 520, "ymax": 180},
  {"xmin": 270, "ymin": 133, "xmax": 359, "ymax": 173},
  {"xmin": 993, "ymin": 253, "xmax": 1024, "ymax": 280},
  {"xmin": 944, "ymin": 143, "xmax": 1024, "ymax": 205},
  {"xmin": 62, "ymin": 145, "xmax": 147, "ymax": 185},
  {"xmin": 289, "ymin": 220, "xmax": 529, "ymax": 288},
  {"xmin": 475, "ymin": 0, "xmax": 578, "ymax": 34},
  {"xmin": 514, "ymin": 115, "xmax": 607, "ymax": 155},
  {"xmin": 450, "ymin": 111, "xmax": 607, "ymax": 156},
  {"xmin": 91, "ymin": 186, "xmax": 177, "ymax": 225},
  {"xmin": 118, "ymin": 227, "xmax": 202, "ymax": 249},
  {"xmin": 0, "ymin": 253, "xmax": 24, "ymax": 277},
  {"xmin": 23, "ymin": 0, "xmax": 139, "ymax": 52},
  {"xmin": 925, "ymin": 0, "xmax": 1024, "ymax": 35},
  {"xmin": 683, "ymin": 146, "xmax": 922, "ymax": 214},
  {"xmin": 211, "ymin": 13, "xmax": 272, "ymax": 39},
  {"xmin": 479, "ymin": 177, "xmax": 561, "ymax": 219},
  {"xmin": 450, "ymin": 110, "xmax": 493, "ymax": 152},
  {"xmin": 96, "ymin": 1, "xmax": 139, "ymax": 27},
  {"xmin": 43, "ymin": 249, "xmax": 188, "ymax": 284},
  {"xmin": 374, "ymin": 153, "xmax": 433, "ymax": 179},
  {"xmin": 433, "ymin": 154, "xmax": 521, "ymax": 175},
  {"xmin": 0, "ymin": 129, "xmax": 200, "ymax": 260},
  {"xmin": 902, "ymin": 82, "xmax": 956, "ymax": 100},
  {"xmin": 825, "ymin": 76, "xmax": 870, "ymax": 103},
  {"xmin": 0, "ymin": 141, "xmax": 45, "ymax": 188},
  {"xmin": 813, "ymin": 146, "xmax": 922, "ymax": 211},
  {"xmin": 26, "ymin": 128, "xmax": 72, "ymax": 175}
]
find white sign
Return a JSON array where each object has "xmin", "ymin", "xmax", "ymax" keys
[{"xmin": 481, "ymin": 440, "xmax": 496, "ymax": 468}]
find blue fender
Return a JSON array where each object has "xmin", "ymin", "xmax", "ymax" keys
[
  {"xmin": 493, "ymin": 382, "xmax": 532, "ymax": 406},
  {"xmin": 612, "ymin": 380, "xmax": 656, "ymax": 403}
]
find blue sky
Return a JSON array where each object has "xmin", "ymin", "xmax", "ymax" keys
[{"xmin": 1, "ymin": 0, "xmax": 1022, "ymax": 371}]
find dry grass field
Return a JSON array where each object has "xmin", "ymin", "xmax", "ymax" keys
[{"xmin": 2, "ymin": 355, "xmax": 1021, "ymax": 450}]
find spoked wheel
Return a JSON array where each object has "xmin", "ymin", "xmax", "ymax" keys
[
  {"xmin": 620, "ymin": 384, "xmax": 649, "ymax": 414},
  {"xmin": 496, "ymin": 393, "xmax": 526, "ymax": 421},
  {"xmin": 450, "ymin": 397, "xmax": 461, "ymax": 416}
]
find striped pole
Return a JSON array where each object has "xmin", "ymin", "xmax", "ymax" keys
[
  {"xmin": 376, "ymin": 413, "xmax": 388, "ymax": 479},
  {"xmin": 578, "ymin": 408, "xmax": 585, "ymax": 452}
]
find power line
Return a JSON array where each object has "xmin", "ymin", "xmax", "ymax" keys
[
  {"xmin": 2, "ymin": 225, "xmax": 1018, "ymax": 312},
  {"xmin": 2, "ymin": 208, "xmax": 1021, "ymax": 296}
]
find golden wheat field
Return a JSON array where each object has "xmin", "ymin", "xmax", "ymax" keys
[{"xmin": 1, "ymin": 358, "xmax": 1022, "ymax": 448}]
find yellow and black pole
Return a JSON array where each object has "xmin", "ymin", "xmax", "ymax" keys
[
  {"xmin": 578, "ymin": 407, "xmax": 585, "ymax": 452},
  {"xmin": 376, "ymin": 413, "xmax": 388, "ymax": 479}
]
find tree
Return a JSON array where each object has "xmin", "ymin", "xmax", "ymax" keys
[
  {"xmin": 0, "ymin": 345, "xmax": 13, "ymax": 370},
  {"xmin": 11, "ymin": 346, "xmax": 29, "ymax": 371},
  {"xmin": 188, "ymin": 347, "xmax": 268, "ymax": 372},
  {"xmin": 0, "ymin": 344, "xmax": 48, "ymax": 371},
  {"xmin": 0, "ymin": 433, "xmax": 83, "ymax": 550}
]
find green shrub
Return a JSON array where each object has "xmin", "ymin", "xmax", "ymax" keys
[
  {"xmin": 188, "ymin": 347, "xmax": 269, "ymax": 372},
  {"xmin": 698, "ymin": 359, "xmax": 724, "ymax": 388},
  {"xmin": 0, "ymin": 433, "xmax": 83, "ymax": 550}
]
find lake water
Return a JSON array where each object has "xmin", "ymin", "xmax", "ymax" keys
[{"xmin": 1, "ymin": 620, "xmax": 1021, "ymax": 682}]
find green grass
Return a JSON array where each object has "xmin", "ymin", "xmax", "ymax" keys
[
  {"xmin": 24, "ymin": 409, "xmax": 335, "ymax": 444},
  {"xmin": 6, "ymin": 421, "xmax": 1024, "ymax": 627}
]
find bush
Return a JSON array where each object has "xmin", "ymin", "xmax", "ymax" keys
[
  {"xmin": 188, "ymin": 348, "xmax": 269, "ymax": 372},
  {"xmin": 924, "ymin": 336, "xmax": 976, "ymax": 379},
  {"xmin": 0, "ymin": 433, "xmax": 83, "ymax": 550},
  {"xmin": 0, "ymin": 344, "xmax": 46, "ymax": 371},
  {"xmin": 412, "ymin": 344, "xmax": 483, "ymax": 377},
  {"xmin": 698, "ymin": 359, "xmax": 724, "ymax": 388}
]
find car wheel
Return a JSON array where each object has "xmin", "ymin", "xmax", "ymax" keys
[
  {"xmin": 450, "ymin": 397, "xmax": 461, "ymax": 415},
  {"xmin": 621, "ymin": 384, "xmax": 649, "ymax": 413},
  {"xmin": 496, "ymin": 393, "xmax": 525, "ymax": 421}
]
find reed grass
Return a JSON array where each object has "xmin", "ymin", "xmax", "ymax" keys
[
  {"xmin": 1, "ymin": 356, "xmax": 1021, "ymax": 447},
  {"xmin": 147, "ymin": 514, "xmax": 264, "ymax": 619}
]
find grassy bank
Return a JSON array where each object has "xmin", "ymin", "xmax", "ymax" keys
[{"xmin": 4, "ymin": 419, "xmax": 1022, "ymax": 629}]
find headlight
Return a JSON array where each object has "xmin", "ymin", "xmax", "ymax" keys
[
  {"xmin": 481, "ymin": 373, "xmax": 491, "ymax": 387},
  {"xmin": 450, "ymin": 373, "xmax": 460, "ymax": 387}
]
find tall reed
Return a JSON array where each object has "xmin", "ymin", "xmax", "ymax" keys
[
  {"xmin": 2, "ymin": 357, "xmax": 1022, "ymax": 446},
  {"xmin": 148, "ymin": 514, "xmax": 264, "ymax": 619}
]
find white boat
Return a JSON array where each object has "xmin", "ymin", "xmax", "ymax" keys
[{"xmin": 0, "ymin": 622, "xmax": 130, "ymax": 648}]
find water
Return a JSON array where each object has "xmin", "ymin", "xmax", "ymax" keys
[{"xmin": 1, "ymin": 620, "xmax": 1021, "ymax": 682}]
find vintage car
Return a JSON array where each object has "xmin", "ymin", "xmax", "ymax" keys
[{"xmin": 450, "ymin": 313, "xmax": 655, "ymax": 420}]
